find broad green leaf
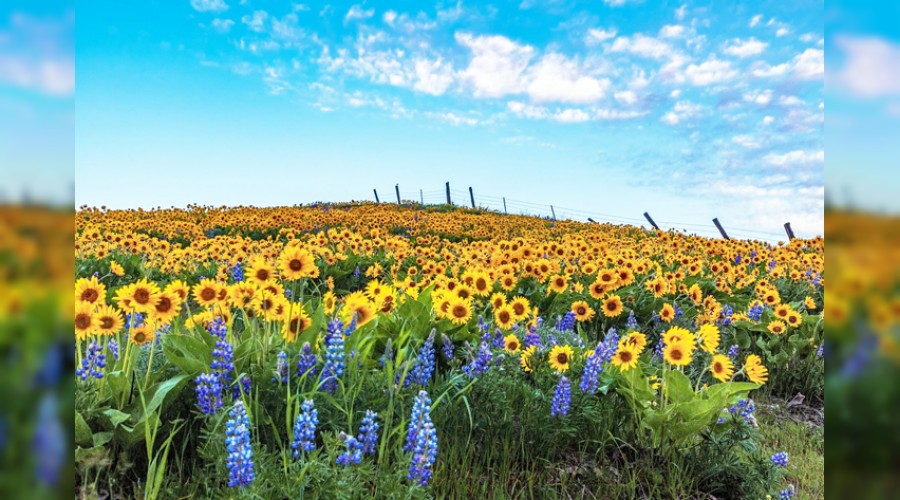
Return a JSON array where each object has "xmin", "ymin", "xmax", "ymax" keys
[
  {"xmin": 663, "ymin": 370, "xmax": 694, "ymax": 405},
  {"xmin": 75, "ymin": 412, "xmax": 92, "ymax": 446},
  {"xmin": 162, "ymin": 335, "xmax": 211, "ymax": 376},
  {"xmin": 102, "ymin": 408, "xmax": 131, "ymax": 428},
  {"xmin": 92, "ymin": 431, "xmax": 114, "ymax": 447},
  {"xmin": 147, "ymin": 374, "xmax": 189, "ymax": 416}
]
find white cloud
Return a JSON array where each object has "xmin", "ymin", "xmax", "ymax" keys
[
  {"xmin": 554, "ymin": 108, "xmax": 591, "ymax": 123},
  {"xmin": 659, "ymin": 25, "xmax": 685, "ymax": 39},
  {"xmin": 431, "ymin": 111, "xmax": 479, "ymax": 126},
  {"xmin": 525, "ymin": 53, "xmax": 609, "ymax": 103},
  {"xmin": 191, "ymin": 0, "xmax": 228, "ymax": 13},
  {"xmin": 779, "ymin": 95, "xmax": 804, "ymax": 106},
  {"xmin": 412, "ymin": 58, "xmax": 454, "ymax": 95},
  {"xmin": 832, "ymin": 36, "xmax": 900, "ymax": 97},
  {"xmin": 211, "ymin": 18, "xmax": 235, "ymax": 33},
  {"xmin": 750, "ymin": 62, "xmax": 790, "ymax": 78},
  {"xmin": 764, "ymin": 150, "xmax": 824, "ymax": 166},
  {"xmin": 722, "ymin": 37, "xmax": 767, "ymax": 58},
  {"xmin": 799, "ymin": 33, "xmax": 816, "ymax": 43},
  {"xmin": 585, "ymin": 28, "xmax": 617, "ymax": 45},
  {"xmin": 457, "ymin": 33, "xmax": 534, "ymax": 98},
  {"xmin": 345, "ymin": 5, "xmax": 375, "ymax": 23},
  {"xmin": 602, "ymin": 0, "xmax": 638, "ymax": 6},
  {"xmin": 683, "ymin": 58, "xmax": 737, "ymax": 86},
  {"xmin": 0, "ymin": 55, "xmax": 74, "ymax": 96},
  {"xmin": 383, "ymin": 10, "xmax": 398, "ymax": 25},
  {"xmin": 749, "ymin": 14, "xmax": 763, "ymax": 28},
  {"xmin": 675, "ymin": 4, "xmax": 688, "ymax": 21},
  {"xmin": 776, "ymin": 27, "xmax": 790, "ymax": 37},
  {"xmin": 660, "ymin": 100, "xmax": 701, "ymax": 125},
  {"xmin": 791, "ymin": 48, "xmax": 823, "ymax": 80},
  {"xmin": 614, "ymin": 90, "xmax": 638, "ymax": 105},
  {"xmin": 242, "ymin": 11, "xmax": 268, "ymax": 32},
  {"xmin": 743, "ymin": 89, "xmax": 773, "ymax": 105},
  {"xmin": 732, "ymin": 134, "xmax": 761, "ymax": 149},
  {"xmin": 610, "ymin": 34, "xmax": 673, "ymax": 59},
  {"xmin": 762, "ymin": 115, "xmax": 775, "ymax": 125},
  {"xmin": 670, "ymin": 89, "xmax": 681, "ymax": 98}
]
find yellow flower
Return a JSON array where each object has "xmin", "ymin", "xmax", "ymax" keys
[
  {"xmin": 520, "ymin": 346, "xmax": 537, "ymax": 373},
  {"xmin": 744, "ymin": 354, "xmax": 768, "ymax": 385},
  {"xmin": 446, "ymin": 296, "xmax": 473, "ymax": 326},
  {"xmin": 698, "ymin": 324, "xmax": 720, "ymax": 353},
  {"xmin": 611, "ymin": 344, "xmax": 639, "ymax": 371},
  {"xmin": 663, "ymin": 341, "xmax": 693, "ymax": 366},
  {"xmin": 710, "ymin": 354, "xmax": 734, "ymax": 382},
  {"xmin": 767, "ymin": 320, "xmax": 786, "ymax": 335},
  {"xmin": 110, "ymin": 261, "xmax": 125, "ymax": 277},
  {"xmin": 494, "ymin": 304, "xmax": 516, "ymax": 330},
  {"xmin": 620, "ymin": 331, "xmax": 647, "ymax": 354},
  {"xmin": 570, "ymin": 300, "xmax": 596, "ymax": 322},
  {"xmin": 503, "ymin": 334, "xmax": 521, "ymax": 353},
  {"xmin": 659, "ymin": 303, "xmax": 676, "ymax": 322},
  {"xmin": 601, "ymin": 294, "xmax": 624, "ymax": 318},
  {"xmin": 75, "ymin": 275, "xmax": 107, "ymax": 306},
  {"xmin": 74, "ymin": 301, "xmax": 98, "ymax": 340},
  {"xmin": 548, "ymin": 345, "xmax": 574, "ymax": 372}
]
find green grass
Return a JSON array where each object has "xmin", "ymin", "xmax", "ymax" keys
[{"xmin": 757, "ymin": 401, "xmax": 824, "ymax": 499}]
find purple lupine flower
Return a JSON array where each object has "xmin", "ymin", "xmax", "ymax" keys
[
  {"xmin": 336, "ymin": 433, "xmax": 363, "ymax": 466},
  {"xmin": 524, "ymin": 331, "xmax": 541, "ymax": 349},
  {"xmin": 441, "ymin": 334, "xmax": 455, "ymax": 361},
  {"xmin": 195, "ymin": 373, "xmax": 224, "ymax": 415},
  {"xmin": 550, "ymin": 376, "xmax": 571, "ymax": 417},
  {"xmin": 409, "ymin": 332, "xmax": 436, "ymax": 386},
  {"xmin": 76, "ymin": 341, "xmax": 106, "ymax": 381},
  {"xmin": 292, "ymin": 399, "xmax": 317, "ymax": 457},
  {"xmin": 357, "ymin": 410, "xmax": 379, "ymax": 455},
  {"xmin": 406, "ymin": 391, "xmax": 438, "ymax": 487},
  {"xmin": 225, "ymin": 401, "xmax": 255, "ymax": 488},
  {"xmin": 771, "ymin": 451, "xmax": 789, "ymax": 467},
  {"xmin": 321, "ymin": 328, "xmax": 346, "ymax": 394},
  {"xmin": 297, "ymin": 342, "xmax": 317, "ymax": 378},
  {"xmin": 727, "ymin": 344, "xmax": 740, "ymax": 360}
]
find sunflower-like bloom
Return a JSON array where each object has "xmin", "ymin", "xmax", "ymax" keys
[
  {"xmin": 446, "ymin": 296, "xmax": 472, "ymax": 326},
  {"xmin": 601, "ymin": 294, "xmax": 624, "ymax": 318},
  {"xmin": 744, "ymin": 354, "xmax": 768, "ymax": 385},
  {"xmin": 279, "ymin": 246, "xmax": 318, "ymax": 281},
  {"xmin": 663, "ymin": 340, "xmax": 693, "ymax": 366},
  {"xmin": 494, "ymin": 304, "xmax": 515, "ymax": 330},
  {"xmin": 698, "ymin": 324, "xmax": 720, "ymax": 353},
  {"xmin": 520, "ymin": 346, "xmax": 537, "ymax": 373},
  {"xmin": 548, "ymin": 345, "xmax": 574, "ymax": 372},
  {"xmin": 74, "ymin": 301, "xmax": 98, "ymax": 340},
  {"xmin": 611, "ymin": 344, "xmax": 639, "ymax": 372},
  {"xmin": 114, "ymin": 278, "xmax": 161, "ymax": 314},
  {"xmin": 710, "ymin": 354, "xmax": 734, "ymax": 382},
  {"xmin": 570, "ymin": 300, "xmax": 595, "ymax": 322},
  {"xmin": 503, "ymin": 334, "xmax": 521, "ymax": 353},
  {"xmin": 75, "ymin": 275, "xmax": 106, "ymax": 306},
  {"xmin": 95, "ymin": 304, "xmax": 124, "ymax": 336}
]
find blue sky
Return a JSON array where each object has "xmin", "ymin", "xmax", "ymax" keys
[
  {"xmin": 825, "ymin": 0, "xmax": 900, "ymax": 213},
  {"xmin": 75, "ymin": 0, "xmax": 824, "ymax": 240},
  {"xmin": 0, "ymin": 1, "xmax": 74, "ymax": 203}
]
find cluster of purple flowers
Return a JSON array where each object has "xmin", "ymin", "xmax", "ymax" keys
[
  {"xmin": 379, "ymin": 339, "xmax": 394, "ymax": 368},
  {"xmin": 409, "ymin": 333, "xmax": 436, "ymax": 386},
  {"xmin": 292, "ymin": 399, "xmax": 318, "ymax": 458},
  {"xmin": 76, "ymin": 341, "xmax": 106, "ymax": 381},
  {"xmin": 296, "ymin": 342, "xmax": 318, "ymax": 378},
  {"xmin": 195, "ymin": 373, "xmax": 224, "ymax": 415},
  {"xmin": 770, "ymin": 451, "xmax": 789, "ymax": 467},
  {"xmin": 556, "ymin": 311, "xmax": 577, "ymax": 333},
  {"xmin": 405, "ymin": 391, "xmax": 438, "ymax": 487},
  {"xmin": 462, "ymin": 341, "xmax": 492, "ymax": 378},
  {"xmin": 580, "ymin": 331, "xmax": 619, "ymax": 395},
  {"xmin": 780, "ymin": 486, "xmax": 795, "ymax": 499},
  {"xmin": 275, "ymin": 351, "xmax": 289, "ymax": 384},
  {"xmin": 225, "ymin": 401, "xmax": 255, "ymax": 488},
  {"xmin": 550, "ymin": 376, "xmax": 571, "ymax": 417},
  {"xmin": 524, "ymin": 331, "xmax": 541, "ymax": 349},
  {"xmin": 107, "ymin": 339, "xmax": 119, "ymax": 361},
  {"xmin": 320, "ymin": 322, "xmax": 346, "ymax": 394},
  {"xmin": 717, "ymin": 398, "xmax": 755, "ymax": 424},
  {"xmin": 336, "ymin": 434, "xmax": 363, "ymax": 466},
  {"xmin": 720, "ymin": 304, "xmax": 733, "ymax": 326},
  {"xmin": 727, "ymin": 344, "xmax": 740, "ymax": 360},
  {"xmin": 231, "ymin": 262, "xmax": 244, "ymax": 282},
  {"xmin": 748, "ymin": 302, "xmax": 765, "ymax": 322},
  {"xmin": 441, "ymin": 334, "xmax": 455, "ymax": 361},
  {"xmin": 356, "ymin": 410, "xmax": 380, "ymax": 455},
  {"xmin": 626, "ymin": 310, "xmax": 638, "ymax": 330}
]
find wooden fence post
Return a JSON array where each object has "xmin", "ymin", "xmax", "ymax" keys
[
  {"xmin": 373, "ymin": 189, "xmax": 380, "ymax": 203},
  {"xmin": 503, "ymin": 197, "xmax": 507, "ymax": 214},
  {"xmin": 712, "ymin": 218, "xmax": 730, "ymax": 240},
  {"xmin": 469, "ymin": 187, "xmax": 475, "ymax": 208},
  {"xmin": 643, "ymin": 212, "xmax": 660, "ymax": 230},
  {"xmin": 445, "ymin": 182, "xmax": 451, "ymax": 205},
  {"xmin": 784, "ymin": 222, "xmax": 795, "ymax": 240},
  {"xmin": 550, "ymin": 205, "xmax": 557, "ymax": 221},
  {"xmin": 395, "ymin": 184, "xmax": 401, "ymax": 205}
]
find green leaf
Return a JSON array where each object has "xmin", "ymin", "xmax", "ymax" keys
[
  {"xmin": 147, "ymin": 374, "xmax": 189, "ymax": 416},
  {"xmin": 664, "ymin": 370, "xmax": 694, "ymax": 405},
  {"xmin": 735, "ymin": 330, "xmax": 751, "ymax": 349},
  {"xmin": 162, "ymin": 335, "xmax": 211, "ymax": 376},
  {"xmin": 102, "ymin": 408, "xmax": 131, "ymax": 428},
  {"xmin": 75, "ymin": 412, "xmax": 93, "ymax": 446},
  {"xmin": 92, "ymin": 431, "xmax": 114, "ymax": 447}
]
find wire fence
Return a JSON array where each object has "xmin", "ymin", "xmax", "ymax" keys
[{"xmin": 376, "ymin": 183, "xmax": 796, "ymax": 244}]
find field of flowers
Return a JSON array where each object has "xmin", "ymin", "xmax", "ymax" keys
[{"xmin": 73, "ymin": 202, "xmax": 824, "ymax": 498}]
